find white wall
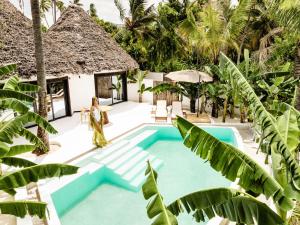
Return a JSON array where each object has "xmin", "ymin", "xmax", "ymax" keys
[
  {"xmin": 68, "ymin": 74, "xmax": 95, "ymax": 112},
  {"xmin": 127, "ymin": 79, "xmax": 154, "ymax": 104}
]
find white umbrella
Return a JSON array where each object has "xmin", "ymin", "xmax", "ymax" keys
[
  {"xmin": 165, "ymin": 70, "xmax": 213, "ymax": 116},
  {"xmin": 165, "ymin": 70, "xmax": 213, "ymax": 84}
]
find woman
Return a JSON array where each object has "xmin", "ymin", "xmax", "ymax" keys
[{"xmin": 89, "ymin": 97, "xmax": 108, "ymax": 148}]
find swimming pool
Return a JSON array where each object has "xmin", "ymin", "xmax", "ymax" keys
[{"xmin": 44, "ymin": 125, "xmax": 241, "ymax": 225}]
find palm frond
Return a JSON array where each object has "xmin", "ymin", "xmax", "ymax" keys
[
  {"xmin": 0, "ymin": 64, "xmax": 17, "ymax": 76},
  {"xmin": 0, "ymin": 111, "xmax": 57, "ymax": 144},
  {"xmin": 142, "ymin": 161, "xmax": 178, "ymax": 225},
  {"xmin": 220, "ymin": 52, "xmax": 300, "ymax": 193},
  {"xmin": 0, "ymin": 201, "xmax": 47, "ymax": 219},
  {"xmin": 0, "ymin": 164, "xmax": 79, "ymax": 194},
  {"xmin": 0, "ymin": 98, "xmax": 29, "ymax": 114},
  {"xmin": 0, "ymin": 90, "xmax": 34, "ymax": 102},
  {"xmin": 175, "ymin": 116, "xmax": 293, "ymax": 210},
  {"xmin": 168, "ymin": 188, "xmax": 284, "ymax": 225},
  {"xmin": 1, "ymin": 157, "xmax": 37, "ymax": 168},
  {"xmin": 114, "ymin": 0, "xmax": 126, "ymax": 20}
]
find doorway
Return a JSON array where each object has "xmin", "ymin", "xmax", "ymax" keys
[{"xmin": 94, "ymin": 73, "xmax": 127, "ymax": 106}]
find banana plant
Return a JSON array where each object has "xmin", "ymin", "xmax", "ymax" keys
[
  {"xmin": 172, "ymin": 53, "xmax": 299, "ymax": 221},
  {"xmin": 0, "ymin": 64, "xmax": 79, "ymax": 219},
  {"xmin": 143, "ymin": 161, "xmax": 284, "ymax": 225},
  {"xmin": 220, "ymin": 52, "xmax": 300, "ymax": 194}
]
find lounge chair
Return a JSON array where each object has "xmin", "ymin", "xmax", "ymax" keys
[
  {"xmin": 155, "ymin": 100, "xmax": 168, "ymax": 122},
  {"xmin": 171, "ymin": 101, "xmax": 184, "ymax": 119}
]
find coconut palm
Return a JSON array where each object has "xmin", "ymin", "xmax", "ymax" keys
[
  {"xmin": 30, "ymin": 0, "xmax": 50, "ymax": 155},
  {"xmin": 178, "ymin": 0, "xmax": 253, "ymax": 64},
  {"xmin": 70, "ymin": 0, "xmax": 83, "ymax": 6},
  {"xmin": 256, "ymin": 0, "xmax": 300, "ymax": 109},
  {"xmin": 89, "ymin": 3, "xmax": 97, "ymax": 17},
  {"xmin": 114, "ymin": 0, "xmax": 156, "ymax": 36},
  {"xmin": 0, "ymin": 64, "xmax": 79, "ymax": 219},
  {"xmin": 40, "ymin": 0, "xmax": 51, "ymax": 27}
]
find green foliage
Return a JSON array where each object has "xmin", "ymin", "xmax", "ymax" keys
[
  {"xmin": 143, "ymin": 162, "xmax": 284, "ymax": 225},
  {"xmin": 220, "ymin": 53, "xmax": 300, "ymax": 194},
  {"xmin": 175, "ymin": 116, "xmax": 293, "ymax": 210},
  {"xmin": 0, "ymin": 201, "xmax": 47, "ymax": 219},
  {"xmin": 0, "ymin": 64, "xmax": 79, "ymax": 219},
  {"xmin": 142, "ymin": 161, "xmax": 178, "ymax": 225},
  {"xmin": 168, "ymin": 188, "xmax": 284, "ymax": 225}
]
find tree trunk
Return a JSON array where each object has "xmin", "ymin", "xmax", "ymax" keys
[
  {"xmin": 139, "ymin": 93, "xmax": 142, "ymax": 103},
  {"xmin": 222, "ymin": 96, "xmax": 228, "ymax": 123},
  {"xmin": 200, "ymin": 95, "xmax": 206, "ymax": 113},
  {"xmin": 294, "ymin": 43, "xmax": 300, "ymax": 111},
  {"xmin": 240, "ymin": 103, "xmax": 246, "ymax": 123},
  {"xmin": 230, "ymin": 102, "xmax": 235, "ymax": 119},
  {"xmin": 52, "ymin": 0, "xmax": 57, "ymax": 23},
  {"xmin": 190, "ymin": 98, "xmax": 196, "ymax": 113},
  {"xmin": 30, "ymin": 0, "xmax": 50, "ymax": 155},
  {"xmin": 211, "ymin": 102, "xmax": 218, "ymax": 118}
]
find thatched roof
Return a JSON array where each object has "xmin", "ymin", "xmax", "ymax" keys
[
  {"xmin": 0, "ymin": 1, "xmax": 138, "ymax": 80},
  {"xmin": 46, "ymin": 4, "xmax": 139, "ymax": 74}
]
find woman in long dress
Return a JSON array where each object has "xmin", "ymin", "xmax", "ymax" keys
[{"xmin": 90, "ymin": 97, "xmax": 108, "ymax": 148}]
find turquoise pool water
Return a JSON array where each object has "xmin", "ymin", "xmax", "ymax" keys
[{"xmin": 52, "ymin": 126, "xmax": 236, "ymax": 225}]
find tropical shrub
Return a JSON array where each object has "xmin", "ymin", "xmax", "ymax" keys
[{"xmin": 0, "ymin": 64, "xmax": 78, "ymax": 219}]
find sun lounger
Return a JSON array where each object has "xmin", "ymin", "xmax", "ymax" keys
[
  {"xmin": 171, "ymin": 101, "xmax": 184, "ymax": 119},
  {"xmin": 155, "ymin": 100, "xmax": 168, "ymax": 122}
]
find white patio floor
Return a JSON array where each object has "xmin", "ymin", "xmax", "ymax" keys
[{"xmin": 18, "ymin": 102, "xmax": 159, "ymax": 164}]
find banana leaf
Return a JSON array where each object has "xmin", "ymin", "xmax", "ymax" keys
[
  {"xmin": 168, "ymin": 188, "xmax": 284, "ymax": 225},
  {"xmin": 0, "ymin": 64, "xmax": 16, "ymax": 76},
  {"xmin": 175, "ymin": 116, "xmax": 293, "ymax": 210},
  {"xmin": 0, "ymin": 90, "xmax": 34, "ymax": 102},
  {"xmin": 3, "ymin": 76, "xmax": 20, "ymax": 91},
  {"xmin": 220, "ymin": 52, "xmax": 300, "ymax": 192},
  {"xmin": 1, "ymin": 145, "xmax": 36, "ymax": 157},
  {"xmin": 0, "ymin": 111, "xmax": 57, "ymax": 144},
  {"xmin": 0, "ymin": 201, "xmax": 47, "ymax": 219},
  {"xmin": 1, "ymin": 157, "xmax": 37, "ymax": 167},
  {"xmin": 19, "ymin": 129, "xmax": 47, "ymax": 150},
  {"xmin": 142, "ymin": 161, "xmax": 178, "ymax": 225},
  {"xmin": 0, "ymin": 164, "xmax": 79, "ymax": 194},
  {"xmin": 0, "ymin": 98, "xmax": 29, "ymax": 114}
]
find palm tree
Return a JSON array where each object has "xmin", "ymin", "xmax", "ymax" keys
[
  {"xmin": 40, "ymin": 0, "xmax": 51, "ymax": 27},
  {"xmin": 70, "ymin": 0, "xmax": 83, "ymax": 7},
  {"xmin": 179, "ymin": 0, "xmax": 252, "ymax": 64},
  {"xmin": 256, "ymin": 0, "xmax": 300, "ymax": 109},
  {"xmin": 114, "ymin": 0, "xmax": 156, "ymax": 36},
  {"xmin": 89, "ymin": 3, "xmax": 97, "ymax": 17},
  {"xmin": 30, "ymin": 0, "xmax": 49, "ymax": 154},
  {"xmin": 56, "ymin": 0, "xmax": 66, "ymax": 13}
]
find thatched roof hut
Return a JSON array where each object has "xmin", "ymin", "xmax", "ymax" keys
[
  {"xmin": 46, "ymin": 4, "xmax": 139, "ymax": 74},
  {"xmin": 0, "ymin": 1, "xmax": 138, "ymax": 80},
  {"xmin": 0, "ymin": 0, "xmax": 83, "ymax": 80}
]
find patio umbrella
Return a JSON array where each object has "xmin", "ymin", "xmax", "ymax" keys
[{"xmin": 165, "ymin": 70, "xmax": 213, "ymax": 116}]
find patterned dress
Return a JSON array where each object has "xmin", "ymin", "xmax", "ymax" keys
[{"xmin": 89, "ymin": 106, "xmax": 108, "ymax": 148}]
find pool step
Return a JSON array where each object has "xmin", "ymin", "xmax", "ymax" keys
[
  {"xmin": 107, "ymin": 147, "xmax": 142, "ymax": 170},
  {"xmin": 93, "ymin": 140, "xmax": 129, "ymax": 160},
  {"xmin": 122, "ymin": 155, "xmax": 155, "ymax": 180},
  {"xmin": 87, "ymin": 129, "xmax": 163, "ymax": 192},
  {"xmin": 115, "ymin": 151, "xmax": 150, "ymax": 175}
]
